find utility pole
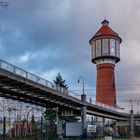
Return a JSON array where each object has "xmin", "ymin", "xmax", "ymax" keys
[
  {"xmin": 130, "ymin": 99, "xmax": 134, "ymax": 138},
  {"xmin": 81, "ymin": 94, "xmax": 87, "ymax": 137},
  {"xmin": 3, "ymin": 116, "xmax": 6, "ymax": 140},
  {"xmin": 78, "ymin": 76, "xmax": 85, "ymax": 95},
  {"xmin": 78, "ymin": 76, "xmax": 87, "ymax": 137}
]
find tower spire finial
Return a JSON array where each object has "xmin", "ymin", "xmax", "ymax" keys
[{"xmin": 101, "ymin": 19, "xmax": 109, "ymax": 26}]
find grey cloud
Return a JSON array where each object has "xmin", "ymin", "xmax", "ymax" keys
[{"xmin": 0, "ymin": 0, "xmax": 140, "ymax": 111}]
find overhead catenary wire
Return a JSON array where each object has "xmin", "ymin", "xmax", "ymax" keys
[{"xmin": 70, "ymin": 82, "xmax": 140, "ymax": 103}]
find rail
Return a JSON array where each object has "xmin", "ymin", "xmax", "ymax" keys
[
  {"xmin": 0, "ymin": 59, "xmax": 126, "ymax": 113},
  {"xmin": 0, "ymin": 60, "xmax": 81, "ymax": 100},
  {"xmin": 86, "ymin": 97, "xmax": 126, "ymax": 113}
]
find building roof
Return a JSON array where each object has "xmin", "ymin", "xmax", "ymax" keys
[{"xmin": 89, "ymin": 19, "xmax": 122, "ymax": 44}]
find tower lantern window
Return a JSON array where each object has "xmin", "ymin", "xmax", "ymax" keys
[
  {"xmin": 116, "ymin": 40, "xmax": 120, "ymax": 57},
  {"xmin": 110, "ymin": 39, "xmax": 115, "ymax": 56},
  {"xmin": 102, "ymin": 39, "xmax": 108, "ymax": 56},
  {"xmin": 96, "ymin": 40, "xmax": 101, "ymax": 57},
  {"xmin": 92, "ymin": 41, "xmax": 96, "ymax": 58}
]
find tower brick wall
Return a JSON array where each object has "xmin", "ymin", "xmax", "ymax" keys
[{"xmin": 96, "ymin": 63, "xmax": 116, "ymax": 106}]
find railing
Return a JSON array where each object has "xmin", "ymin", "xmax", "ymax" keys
[
  {"xmin": 0, "ymin": 60, "xmax": 81, "ymax": 100},
  {"xmin": 0, "ymin": 59, "xmax": 126, "ymax": 113},
  {"xmin": 86, "ymin": 97, "xmax": 126, "ymax": 113}
]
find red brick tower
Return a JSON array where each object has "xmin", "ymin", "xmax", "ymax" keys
[{"xmin": 89, "ymin": 20, "xmax": 122, "ymax": 106}]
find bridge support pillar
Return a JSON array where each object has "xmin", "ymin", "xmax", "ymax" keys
[
  {"xmin": 81, "ymin": 94, "xmax": 87, "ymax": 137},
  {"xmin": 130, "ymin": 109, "xmax": 134, "ymax": 138},
  {"xmin": 57, "ymin": 117, "xmax": 62, "ymax": 137},
  {"xmin": 56, "ymin": 108, "xmax": 63, "ymax": 138},
  {"xmin": 103, "ymin": 117, "xmax": 105, "ymax": 136}
]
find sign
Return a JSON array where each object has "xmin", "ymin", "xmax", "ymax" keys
[
  {"xmin": 87, "ymin": 125, "xmax": 96, "ymax": 133},
  {"xmin": 66, "ymin": 122, "xmax": 82, "ymax": 136}
]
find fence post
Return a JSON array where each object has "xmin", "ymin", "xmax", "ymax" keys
[
  {"xmin": 3, "ymin": 116, "xmax": 6, "ymax": 140},
  {"xmin": 130, "ymin": 109, "xmax": 134, "ymax": 138},
  {"xmin": 40, "ymin": 116, "xmax": 43, "ymax": 140}
]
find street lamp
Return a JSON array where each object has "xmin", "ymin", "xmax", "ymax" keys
[
  {"xmin": 8, "ymin": 107, "xmax": 17, "ymax": 122},
  {"xmin": 78, "ymin": 76, "xmax": 85, "ymax": 95},
  {"xmin": 130, "ymin": 99, "xmax": 133, "ymax": 111},
  {"xmin": 78, "ymin": 77, "xmax": 87, "ymax": 136}
]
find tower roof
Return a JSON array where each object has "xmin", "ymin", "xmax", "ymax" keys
[{"xmin": 89, "ymin": 19, "xmax": 122, "ymax": 44}]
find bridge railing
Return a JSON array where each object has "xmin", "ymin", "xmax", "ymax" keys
[
  {"xmin": 86, "ymin": 97, "xmax": 125, "ymax": 113},
  {"xmin": 67, "ymin": 90, "xmax": 81, "ymax": 100},
  {"xmin": 0, "ymin": 60, "xmax": 126, "ymax": 110},
  {"xmin": 0, "ymin": 60, "xmax": 53, "ymax": 87},
  {"xmin": 0, "ymin": 60, "xmax": 81, "ymax": 100}
]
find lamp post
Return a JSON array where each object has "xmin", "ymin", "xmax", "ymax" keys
[
  {"xmin": 137, "ymin": 102, "xmax": 139, "ymax": 114},
  {"xmin": 130, "ymin": 99, "xmax": 134, "ymax": 138},
  {"xmin": 78, "ymin": 76, "xmax": 87, "ymax": 137},
  {"xmin": 130, "ymin": 99, "xmax": 133, "ymax": 110},
  {"xmin": 78, "ymin": 76, "xmax": 85, "ymax": 95},
  {"xmin": 8, "ymin": 107, "xmax": 17, "ymax": 122},
  {"xmin": 7, "ymin": 107, "xmax": 17, "ymax": 138}
]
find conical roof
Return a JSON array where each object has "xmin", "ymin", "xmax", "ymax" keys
[{"xmin": 89, "ymin": 19, "xmax": 122, "ymax": 44}]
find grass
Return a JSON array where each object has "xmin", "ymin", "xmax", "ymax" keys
[
  {"xmin": 10, "ymin": 138, "xmax": 140, "ymax": 140},
  {"xmin": 63, "ymin": 137, "xmax": 140, "ymax": 140}
]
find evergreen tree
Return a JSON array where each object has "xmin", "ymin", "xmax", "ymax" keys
[
  {"xmin": 53, "ymin": 73, "xmax": 68, "ymax": 89},
  {"xmin": 31, "ymin": 115, "xmax": 39, "ymax": 140},
  {"xmin": 43, "ymin": 108, "xmax": 57, "ymax": 139},
  {"xmin": 43, "ymin": 108, "xmax": 57, "ymax": 125}
]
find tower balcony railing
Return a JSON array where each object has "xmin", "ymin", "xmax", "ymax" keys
[{"xmin": 0, "ymin": 59, "xmax": 81, "ymax": 100}]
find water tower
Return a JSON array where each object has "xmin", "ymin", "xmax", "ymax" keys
[{"xmin": 89, "ymin": 20, "xmax": 122, "ymax": 106}]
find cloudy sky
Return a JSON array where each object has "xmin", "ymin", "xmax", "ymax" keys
[{"xmin": 0, "ymin": 0, "xmax": 140, "ymax": 112}]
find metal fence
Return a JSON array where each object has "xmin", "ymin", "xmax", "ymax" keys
[
  {"xmin": 0, "ymin": 116, "xmax": 140, "ymax": 140},
  {"xmin": 0, "ymin": 116, "xmax": 57, "ymax": 140}
]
